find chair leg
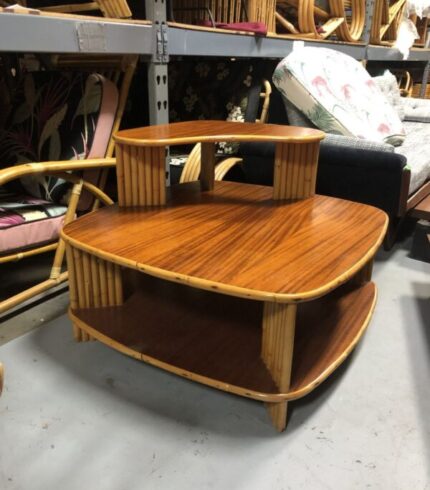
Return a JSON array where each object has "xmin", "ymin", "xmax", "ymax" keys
[
  {"xmin": 261, "ymin": 302, "xmax": 297, "ymax": 432},
  {"xmin": 0, "ymin": 272, "xmax": 68, "ymax": 316},
  {"xmin": 50, "ymin": 180, "xmax": 83, "ymax": 280}
]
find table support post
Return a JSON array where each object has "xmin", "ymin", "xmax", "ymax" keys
[
  {"xmin": 261, "ymin": 302, "xmax": 297, "ymax": 431},
  {"xmin": 66, "ymin": 244, "xmax": 123, "ymax": 342},
  {"xmin": 200, "ymin": 142, "xmax": 216, "ymax": 191},
  {"xmin": 352, "ymin": 258, "xmax": 374, "ymax": 285},
  {"xmin": 273, "ymin": 142, "xmax": 320, "ymax": 201},
  {"xmin": 116, "ymin": 143, "xmax": 166, "ymax": 207}
]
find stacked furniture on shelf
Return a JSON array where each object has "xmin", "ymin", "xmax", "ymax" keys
[
  {"xmin": 227, "ymin": 47, "xmax": 430, "ymax": 247},
  {"xmin": 171, "ymin": 0, "xmax": 367, "ymax": 41},
  {"xmin": 61, "ymin": 120, "xmax": 387, "ymax": 431},
  {"xmin": 370, "ymin": 0, "xmax": 406, "ymax": 45},
  {"xmin": 8, "ymin": 0, "xmax": 132, "ymax": 18},
  {"xmin": 0, "ymin": 54, "xmax": 137, "ymax": 315}
]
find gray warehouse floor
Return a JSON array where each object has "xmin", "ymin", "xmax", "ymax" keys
[{"xmin": 0, "ymin": 236, "xmax": 429, "ymax": 490}]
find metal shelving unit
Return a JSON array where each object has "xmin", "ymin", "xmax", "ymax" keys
[
  {"xmin": 1, "ymin": 9, "xmax": 429, "ymax": 61},
  {"xmin": 0, "ymin": 4, "xmax": 429, "ymax": 128}
]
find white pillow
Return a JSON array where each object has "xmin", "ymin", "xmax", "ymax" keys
[{"xmin": 273, "ymin": 47, "xmax": 406, "ymax": 146}]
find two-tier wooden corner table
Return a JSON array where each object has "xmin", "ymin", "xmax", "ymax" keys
[{"xmin": 61, "ymin": 121, "xmax": 388, "ymax": 432}]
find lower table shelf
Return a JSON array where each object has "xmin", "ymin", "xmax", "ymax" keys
[{"xmin": 70, "ymin": 273, "xmax": 376, "ymax": 403}]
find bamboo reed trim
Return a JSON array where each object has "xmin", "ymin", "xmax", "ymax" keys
[
  {"xmin": 273, "ymin": 142, "xmax": 319, "ymax": 200},
  {"xmin": 137, "ymin": 146, "xmax": 145, "ymax": 205},
  {"xmin": 131, "ymin": 145, "xmax": 139, "ymax": 206},
  {"xmin": 123, "ymin": 144, "xmax": 133, "ymax": 207},
  {"xmin": 50, "ymin": 180, "xmax": 83, "ymax": 280},
  {"xmin": 116, "ymin": 143, "xmax": 125, "ymax": 206},
  {"xmin": 0, "ymin": 243, "xmax": 57, "ymax": 264},
  {"xmin": 144, "ymin": 147, "xmax": 152, "ymax": 205},
  {"xmin": 82, "ymin": 252, "xmax": 92, "ymax": 308},
  {"xmin": 91, "ymin": 255, "xmax": 101, "ymax": 307},
  {"xmin": 159, "ymin": 147, "xmax": 167, "ymax": 205},
  {"xmin": 152, "ymin": 147, "xmax": 161, "ymax": 205},
  {"xmin": 262, "ymin": 302, "xmax": 297, "ymax": 431},
  {"xmin": 99, "ymin": 258, "xmax": 109, "ymax": 307},
  {"xmin": 66, "ymin": 244, "xmax": 82, "ymax": 341},
  {"xmin": 200, "ymin": 142, "xmax": 216, "ymax": 191},
  {"xmin": 72, "ymin": 247, "xmax": 85, "ymax": 308},
  {"xmin": 296, "ymin": 144, "xmax": 305, "ymax": 199}
]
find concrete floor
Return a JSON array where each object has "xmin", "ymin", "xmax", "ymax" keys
[{"xmin": 0, "ymin": 236, "xmax": 429, "ymax": 490}]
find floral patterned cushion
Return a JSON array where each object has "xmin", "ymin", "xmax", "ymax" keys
[
  {"xmin": 0, "ymin": 189, "xmax": 67, "ymax": 254},
  {"xmin": 0, "ymin": 70, "xmax": 115, "ymax": 203},
  {"xmin": 273, "ymin": 47, "xmax": 406, "ymax": 146}
]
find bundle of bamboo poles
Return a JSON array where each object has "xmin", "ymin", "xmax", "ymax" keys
[
  {"xmin": 172, "ymin": 0, "xmax": 276, "ymax": 32},
  {"xmin": 275, "ymin": 0, "xmax": 365, "ymax": 41},
  {"xmin": 15, "ymin": 0, "xmax": 132, "ymax": 19},
  {"xmin": 370, "ymin": 0, "xmax": 406, "ymax": 44}
]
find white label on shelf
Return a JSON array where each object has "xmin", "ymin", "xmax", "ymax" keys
[
  {"xmin": 292, "ymin": 41, "xmax": 305, "ymax": 52},
  {"xmin": 76, "ymin": 23, "xmax": 106, "ymax": 52}
]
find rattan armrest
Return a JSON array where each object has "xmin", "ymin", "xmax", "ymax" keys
[{"xmin": 0, "ymin": 158, "xmax": 116, "ymax": 187}]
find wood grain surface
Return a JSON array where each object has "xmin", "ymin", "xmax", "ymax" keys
[
  {"xmin": 70, "ymin": 273, "xmax": 377, "ymax": 402},
  {"xmin": 114, "ymin": 120, "xmax": 325, "ymax": 147},
  {"xmin": 63, "ymin": 181, "xmax": 387, "ymax": 302}
]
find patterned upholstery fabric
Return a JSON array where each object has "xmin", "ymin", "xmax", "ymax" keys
[
  {"xmin": 372, "ymin": 70, "xmax": 405, "ymax": 121},
  {"xmin": 323, "ymin": 134, "xmax": 395, "ymax": 153},
  {"xmin": 0, "ymin": 70, "xmax": 118, "ymax": 253},
  {"xmin": 273, "ymin": 47, "xmax": 406, "ymax": 146},
  {"xmin": 395, "ymin": 121, "xmax": 430, "ymax": 193},
  {"xmin": 0, "ymin": 188, "xmax": 66, "ymax": 254},
  {"xmin": 0, "ymin": 71, "xmax": 109, "ymax": 202},
  {"xmin": 401, "ymin": 97, "xmax": 430, "ymax": 123}
]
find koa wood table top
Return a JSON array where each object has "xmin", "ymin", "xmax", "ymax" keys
[
  {"xmin": 114, "ymin": 120, "xmax": 325, "ymax": 146},
  {"xmin": 63, "ymin": 181, "xmax": 388, "ymax": 302}
]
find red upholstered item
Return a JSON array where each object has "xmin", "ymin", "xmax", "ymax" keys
[{"xmin": 198, "ymin": 21, "xmax": 267, "ymax": 36}]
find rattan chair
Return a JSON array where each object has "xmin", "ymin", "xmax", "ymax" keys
[
  {"xmin": 0, "ymin": 54, "xmax": 137, "ymax": 315},
  {"xmin": 180, "ymin": 79, "xmax": 272, "ymax": 183},
  {"xmin": 23, "ymin": 0, "xmax": 132, "ymax": 18}
]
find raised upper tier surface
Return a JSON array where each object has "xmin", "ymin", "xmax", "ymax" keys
[{"xmin": 114, "ymin": 121, "xmax": 325, "ymax": 146}]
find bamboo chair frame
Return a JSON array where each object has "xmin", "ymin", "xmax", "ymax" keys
[
  {"xmin": 275, "ymin": 0, "xmax": 365, "ymax": 41},
  {"xmin": 25, "ymin": 0, "xmax": 132, "ymax": 18},
  {"xmin": 391, "ymin": 69, "xmax": 413, "ymax": 97},
  {"xmin": 180, "ymin": 79, "xmax": 272, "ymax": 184},
  {"xmin": 370, "ymin": 0, "xmax": 406, "ymax": 45},
  {"xmin": 0, "ymin": 54, "xmax": 137, "ymax": 316},
  {"xmin": 172, "ymin": 1, "xmax": 277, "ymax": 32}
]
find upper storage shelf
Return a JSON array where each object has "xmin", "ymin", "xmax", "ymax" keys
[
  {"xmin": 0, "ymin": 10, "xmax": 153, "ymax": 54},
  {"xmin": 0, "ymin": 9, "xmax": 429, "ymax": 61}
]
